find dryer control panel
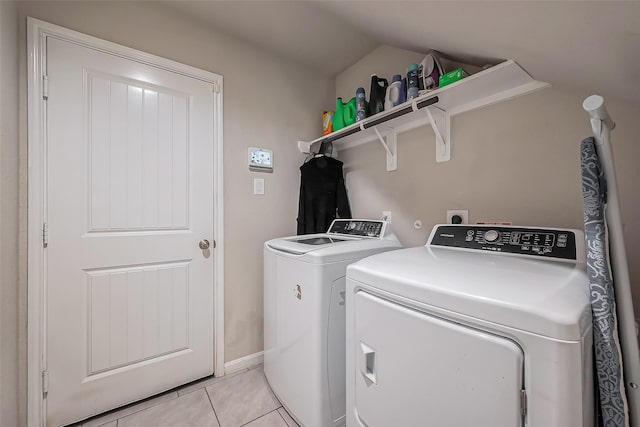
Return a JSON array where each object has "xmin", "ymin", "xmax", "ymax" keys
[
  {"xmin": 429, "ymin": 225, "xmax": 578, "ymax": 260},
  {"xmin": 328, "ymin": 220, "xmax": 386, "ymax": 239}
]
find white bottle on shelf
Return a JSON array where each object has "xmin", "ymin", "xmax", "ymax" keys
[{"xmin": 385, "ymin": 74, "xmax": 403, "ymax": 110}]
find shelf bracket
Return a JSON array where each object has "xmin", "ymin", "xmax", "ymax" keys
[
  {"xmin": 425, "ymin": 106, "xmax": 450, "ymax": 162},
  {"xmin": 372, "ymin": 126, "xmax": 397, "ymax": 171}
]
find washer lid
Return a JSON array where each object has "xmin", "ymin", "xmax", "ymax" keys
[
  {"xmin": 347, "ymin": 246, "xmax": 591, "ymax": 340},
  {"xmin": 266, "ymin": 234, "xmax": 360, "ymax": 255},
  {"xmin": 265, "ymin": 233, "xmax": 402, "ymax": 263}
]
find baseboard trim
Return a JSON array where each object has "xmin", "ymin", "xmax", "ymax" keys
[{"xmin": 224, "ymin": 351, "xmax": 264, "ymax": 374}]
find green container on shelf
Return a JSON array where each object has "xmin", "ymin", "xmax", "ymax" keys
[
  {"xmin": 439, "ymin": 68, "xmax": 469, "ymax": 88},
  {"xmin": 343, "ymin": 97, "xmax": 357, "ymax": 126},
  {"xmin": 334, "ymin": 97, "xmax": 357, "ymax": 132}
]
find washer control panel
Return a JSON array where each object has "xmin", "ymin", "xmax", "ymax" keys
[
  {"xmin": 328, "ymin": 220, "xmax": 386, "ymax": 238},
  {"xmin": 429, "ymin": 225, "xmax": 577, "ymax": 260}
]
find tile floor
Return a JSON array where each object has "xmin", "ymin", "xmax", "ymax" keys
[{"xmin": 75, "ymin": 365, "xmax": 299, "ymax": 427}]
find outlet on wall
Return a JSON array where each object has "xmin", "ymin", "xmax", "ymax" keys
[
  {"xmin": 382, "ymin": 211, "xmax": 392, "ymax": 223},
  {"xmin": 447, "ymin": 209, "xmax": 469, "ymax": 224}
]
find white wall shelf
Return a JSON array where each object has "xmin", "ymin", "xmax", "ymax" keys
[{"xmin": 298, "ymin": 60, "xmax": 549, "ymax": 171}]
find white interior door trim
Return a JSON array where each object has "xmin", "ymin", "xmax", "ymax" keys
[{"xmin": 27, "ymin": 17, "xmax": 225, "ymax": 426}]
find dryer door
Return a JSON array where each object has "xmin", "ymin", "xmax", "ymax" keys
[{"xmin": 353, "ymin": 291, "xmax": 524, "ymax": 427}]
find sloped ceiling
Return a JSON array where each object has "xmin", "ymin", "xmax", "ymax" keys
[
  {"xmin": 164, "ymin": 1, "xmax": 378, "ymax": 77},
  {"xmin": 168, "ymin": 1, "xmax": 640, "ymax": 103}
]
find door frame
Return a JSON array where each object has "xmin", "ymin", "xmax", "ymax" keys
[{"xmin": 27, "ymin": 17, "xmax": 225, "ymax": 426}]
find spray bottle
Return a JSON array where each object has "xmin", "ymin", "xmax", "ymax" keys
[
  {"xmin": 407, "ymin": 63, "xmax": 420, "ymax": 100},
  {"xmin": 356, "ymin": 87, "xmax": 367, "ymax": 121}
]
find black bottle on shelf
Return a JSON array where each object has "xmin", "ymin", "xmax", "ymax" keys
[{"xmin": 368, "ymin": 74, "xmax": 389, "ymax": 116}]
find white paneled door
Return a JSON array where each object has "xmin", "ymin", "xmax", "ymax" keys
[{"xmin": 45, "ymin": 37, "xmax": 216, "ymax": 425}]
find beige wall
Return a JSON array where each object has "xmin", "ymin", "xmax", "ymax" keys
[
  {"xmin": 336, "ymin": 46, "xmax": 640, "ymax": 313},
  {"xmin": 1, "ymin": 2, "xmax": 20, "ymax": 426},
  {"xmin": 7, "ymin": 2, "xmax": 333, "ymax": 424}
]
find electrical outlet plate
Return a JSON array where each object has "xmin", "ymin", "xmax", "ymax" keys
[
  {"xmin": 382, "ymin": 211, "xmax": 392, "ymax": 223},
  {"xmin": 447, "ymin": 209, "xmax": 469, "ymax": 224},
  {"xmin": 248, "ymin": 147, "xmax": 273, "ymax": 170}
]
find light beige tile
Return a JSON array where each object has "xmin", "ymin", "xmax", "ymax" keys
[
  {"xmin": 277, "ymin": 408, "xmax": 299, "ymax": 427},
  {"xmin": 178, "ymin": 369, "xmax": 249, "ymax": 396},
  {"xmin": 118, "ymin": 389, "xmax": 219, "ymax": 427},
  {"xmin": 243, "ymin": 410, "xmax": 288, "ymax": 427},
  {"xmin": 82, "ymin": 391, "xmax": 178, "ymax": 427},
  {"xmin": 206, "ymin": 367, "xmax": 280, "ymax": 427}
]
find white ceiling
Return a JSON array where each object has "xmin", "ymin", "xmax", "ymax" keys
[{"xmin": 168, "ymin": 1, "xmax": 640, "ymax": 103}]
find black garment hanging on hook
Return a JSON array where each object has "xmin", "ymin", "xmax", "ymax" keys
[{"xmin": 296, "ymin": 154, "xmax": 351, "ymax": 235}]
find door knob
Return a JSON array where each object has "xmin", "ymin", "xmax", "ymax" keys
[{"xmin": 199, "ymin": 239, "xmax": 210, "ymax": 250}]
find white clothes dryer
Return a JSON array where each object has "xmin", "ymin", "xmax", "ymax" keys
[
  {"xmin": 264, "ymin": 220, "xmax": 401, "ymax": 427},
  {"xmin": 346, "ymin": 224, "xmax": 593, "ymax": 427}
]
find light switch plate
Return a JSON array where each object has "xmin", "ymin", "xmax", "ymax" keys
[
  {"xmin": 254, "ymin": 178, "xmax": 265, "ymax": 195},
  {"xmin": 248, "ymin": 147, "xmax": 273, "ymax": 170}
]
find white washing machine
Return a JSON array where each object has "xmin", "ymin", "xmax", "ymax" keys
[
  {"xmin": 346, "ymin": 224, "xmax": 594, "ymax": 427},
  {"xmin": 264, "ymin": 220, "xmax": 401, "ymax": 427}
]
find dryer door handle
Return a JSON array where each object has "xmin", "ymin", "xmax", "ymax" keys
[{"xmin": 360, "ymin": 342, "xmax": 377, "ymax": 385}]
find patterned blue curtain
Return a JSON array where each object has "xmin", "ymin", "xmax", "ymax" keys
[{"xmin": 581, "ymin": 137, "xmax": 629, "ymax": 426}]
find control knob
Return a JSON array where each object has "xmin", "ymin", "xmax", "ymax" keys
[{"xmin": 484, "ymin": 229, "xmax": 500, "ymax": 243}]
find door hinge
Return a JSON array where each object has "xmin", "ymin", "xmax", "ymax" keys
[
  {"xmin": 213, "ymin": 82, "xmax": 220, "ymax": 94},
  {"xmin": 42, "ymin": 370, "xmax": 49, "ymax": 397},
  {"xmin": 43, "ymin": 75, "xmax": 49, "ymax": 100},
  {"xmin": 42, "ymin": 222, "xmax": 48, "ymax": 248},
  {"xmin": 520, "ymin": 389, "xmax": 527, "ymax": 418}
]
